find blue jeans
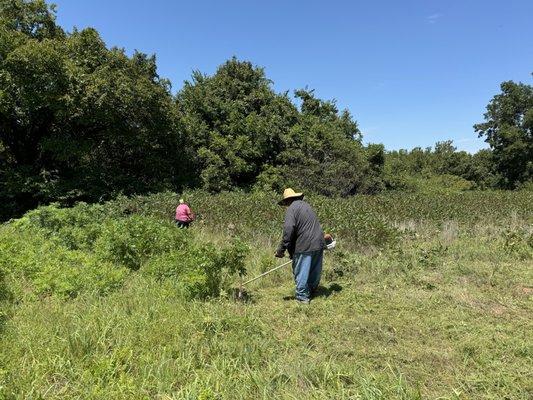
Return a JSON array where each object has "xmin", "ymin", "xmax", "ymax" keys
[{"xmin": 292, "ymin": 250, "xmax": 323, "ymax": 301}]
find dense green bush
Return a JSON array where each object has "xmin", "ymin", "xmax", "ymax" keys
[
  {"xmin": 385, "ymin": 174, "xmax": 475, "ymax": 194},
  {"xmin": 0, "ymin": 199, "xmax": 251, "ymax": 301},
  {"xmin": 94, "ymin": 215, "xmax": 188, "ymax": 270},
  {"xmin": 502, "ymin": 228, "xmax": 533, "ymax": 260},
  {"xmin": 15, "ymin": 202, "xmax": 191, "ymax": 269},
  {"xmin": 33, "ymin": 251, "xmax": 127, "ymax": 298},
  {"xmin": 144, "ymin": 239, "xmax": 249, "ymax": 300},
  {"xmin": 383, "ymin": 141, "xmax": 500, "ymax": 190},
  {"xmin": 0, "ymin": 227, "xmax": 128, "ymax": 299},
  {"xmin": 144, "ymin": 246, "xmax": 221, "ymax": 300},
  {"xmin": 14, "ymin": 203, "xmax": 109, "ymax": 250}
]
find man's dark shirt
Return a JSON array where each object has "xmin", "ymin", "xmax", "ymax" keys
[{"xmin": 277, "ymin": 199, "xmax": 325, "ymax": 257}]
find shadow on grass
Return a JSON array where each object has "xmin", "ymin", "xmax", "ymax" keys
[{"xmin": 282, "ymin": 283, "xmax": 343, "ymax": 301}]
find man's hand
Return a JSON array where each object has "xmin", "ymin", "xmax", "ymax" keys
[{"xmin": 275, "ymin": 250, "xmax": 285, "ymax": 258}]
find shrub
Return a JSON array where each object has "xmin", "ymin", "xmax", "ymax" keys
[
  {"xmin": 0, "ymin": 227, "xmax": 53, "ymax": 282},
  {"xmin": 417, "ymin": 174, "xmax": 474, "ymax": 194},
  {"xmin": 13, "ymin": 203, "xmax": 108, "ymax": 251},
  {"xmin": 144, "ymin": 239, "xmax": 249, "ymax": 300},
  {"xmin": 215, "ymin": 237, "xmax": 249, "ymax": 277},
  {"xmin": 517, "ymin": 181, "xmax": 533, "ymax": 191},
  {"xmin": 94, "ymin": 215, "xmax": 189, "ymax": 270},
  {"xmin": 144, "ymin": 246, "xmax": 221, "ymax": 300},
  {"xmin": 33, "ymin": 250, "xmax": 128, "ymax": 298},
  {"xmin": 0, "ymin": 226, "xmax": 128, "ymax": 300},
  {"xmin": 16, "ymin": 203, "xmax": 107, "ymax": 229},
  {"xmin": 1, "ymin": 199, "xmax": 251, "ymax": 302},
  {"xmin": 502, "ymin": 229, "xmax": 533, "ymax": 259}
]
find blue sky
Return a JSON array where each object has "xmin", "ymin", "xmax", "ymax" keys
[{"xmin": 52, "ymin": 0, "xmax": 533, "ymax": 153}]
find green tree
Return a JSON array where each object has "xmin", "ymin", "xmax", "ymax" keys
[
  {"xmin": 0, "ymin": 0, "xmax": 63, "ymax": 40},
  {"xmin": 474, "ymin": 79, "xmax": 533, "ymax": 188},
  {"xmin": 276, "ymin": 89, "xmax": 372, "ymax": 196},
  {"xmin": 467, "ymin": 149, "xmax": 497, "ymax": 189},
  {"xmin": 0, "ymin": 1, "xmax": 183, "ymax": 219},
  {"xmin": 176, "ymin": 58, "xmax": 298, "ymax": 191},
  {"xmin": 176, "ymin": 62, "xmax": 377, "ymax": 196}
]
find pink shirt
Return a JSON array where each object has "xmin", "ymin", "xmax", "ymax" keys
[{"xmin": 175, "ymin": 204, "xmax": 193, "ymax": 222}]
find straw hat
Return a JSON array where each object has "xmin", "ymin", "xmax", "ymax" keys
[{"xmin": 278, "ymin": 188, "xmax": 304, "ymax": 205}]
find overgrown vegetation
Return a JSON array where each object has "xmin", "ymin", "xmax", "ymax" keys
[
  {"xmin": 0, "ymin": 201, "xmax": 250, "ymax": 302},
  {"xmin": 0, "ymin": 190, "xmax": 532, "ymax": 398}
]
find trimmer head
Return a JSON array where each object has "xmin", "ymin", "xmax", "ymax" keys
[
  {"xmin": 325, "ymin": 233, "xmax": 336, "ymax": 250},
  {"xmin": 232, "ymin": 286, "xmax": 250, "ymax": 302}
]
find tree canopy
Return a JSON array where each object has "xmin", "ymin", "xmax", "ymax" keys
[
  {"xmin": 474, "ymin": 79, "xmax": 533, "ymax": 188},
  {"xmin": 0, "ymin": 0, "xmax": 380, "ymax": 219},
  {"xmin": 0, "ymin": 0, "xmax": 531, "ymax": 221},
  {"xmin": 1, "ymin": 0, "xmax": 182, "ymax": 219}
]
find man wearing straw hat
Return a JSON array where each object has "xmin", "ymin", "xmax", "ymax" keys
[{"xmin": 275, "ymin": 188, "xmax": 325, "ymax": 304}]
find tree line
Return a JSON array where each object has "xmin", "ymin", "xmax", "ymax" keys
[{"xmin": 1, "ymin": 0, "xmax": 532, "ymax": 220}]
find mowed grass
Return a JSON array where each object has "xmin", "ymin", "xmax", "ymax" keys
[{"xmin": 0, "ymin": 192, "xmax": 532, "ymax": 399}]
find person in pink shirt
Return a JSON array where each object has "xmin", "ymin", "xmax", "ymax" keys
[{"xmin": 175, "ymin": 199, "xmax": 195, "ymax": 228}]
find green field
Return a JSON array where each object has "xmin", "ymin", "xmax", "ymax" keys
[{"xmin": 0, "ymin": 191, "xmax": 532, "ymax": 399}]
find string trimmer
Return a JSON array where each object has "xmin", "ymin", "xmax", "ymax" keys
[{"xmin": 234, "ymin": 234, "xmax": 336, "ymax": 301}]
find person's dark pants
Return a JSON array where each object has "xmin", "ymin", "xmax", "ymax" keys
[
  {"xmin": 292, "ymin": 249, "xmax": 323, "ymax": 301},
  {"xmin": 175, "ymin": 220, "xmax": 190, "ymax": 229}
]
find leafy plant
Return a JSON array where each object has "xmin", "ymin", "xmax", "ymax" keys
[
  {"xmin": 33, "ymin": 250, "xmax": 128, "ymax": 298},
  {"xmin": 14, "ymin": 203, "xmax": 107, "ymax": 250},
  {"xmin": 144, "ymin": 239, "xmax": 249, "ymax": 300},
  {"xmin": 0, "ymin": 226, "xmax": 127, "ymax": 299},
  {"xmin": 94, "ymin": 215, "xmax": 188, "ymax": 270},
  {"xmin": 215, "ymin": 237, "xmax": 249, "ymax": 277},
  {"xmin": 502, "ymin": 228, "xmax": 533, "ymax": 259}
]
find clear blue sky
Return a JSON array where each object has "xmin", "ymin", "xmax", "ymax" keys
[{"xmin": 52, "ymin": 0, "xmax": 533, "ymax": 153}]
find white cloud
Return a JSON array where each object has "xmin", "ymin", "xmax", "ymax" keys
[{"xmin": 426, "ymin": 13, "xmax": 443, "ymax": 24}]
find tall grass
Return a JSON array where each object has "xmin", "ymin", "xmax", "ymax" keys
[{"xmin": 0, "ymin": 190, "xmax": 531, "ymax": 399}]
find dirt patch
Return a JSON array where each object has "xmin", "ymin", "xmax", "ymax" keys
[
  {"xmin": 456, "ymin": 290, "xmax": 510, "ymax": 317},
  {"xmin": 518, "ymin": 286, "xmax": 533, "ymax": 296},
  {"xmin": 489, "ymin": 303, "xmax": 507, "ymax": 316}
]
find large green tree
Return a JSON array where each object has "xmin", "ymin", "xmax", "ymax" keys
[
  {"xmin": 176, "ymin": 58, "xmax": 298, "ymax": 191},
  {"xmin": 0, "ymin": 0, "xmax": 183, "ymax": 219},
  {"xmin": 474, "ymin": 79, "xmax": 533, "ymax": 188},
  {"xmin": 176, "ymin": 60, "xmax": 378, "ymax": 196},
  {"xmin": 274, "ymin": 89, "xmax": 373, "ymax": 196}
]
